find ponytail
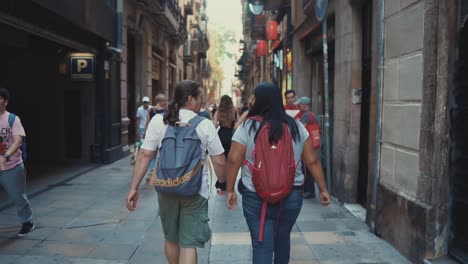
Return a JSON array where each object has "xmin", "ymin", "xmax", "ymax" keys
[{"xmin": 163, "ymin": 100, "xmax": 180, "ymax": 126}]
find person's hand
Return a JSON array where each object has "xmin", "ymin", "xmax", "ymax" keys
[
  {"xmin": 215, "ymin": 180, "xmax": 226, "ymax": 195},
  {"xmin": 226, "ymin": 191, "xmax": 237, "ymax": 210},
  {"xmin": 319, "ymin": 191, "xmax": 331, "ymax": 207},
  {"xmin": 126, "ymin": 189, "xmax": 139, "ymax": 211},
  {"xmin": 0, "ymin": 156, "xmax": 6, "ymax": 170}
]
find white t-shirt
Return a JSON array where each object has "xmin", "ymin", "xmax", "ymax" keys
[
  {"xmin": 232, "ymin": 119, "xmax": 309, "ymax": 192},
  {"xmin": 136, "ymin": 105, "xmax": 151, "ymax": 129},
  {"xmin": 142, "ymin": 109, "xmax": 224, "ymax": 198}
]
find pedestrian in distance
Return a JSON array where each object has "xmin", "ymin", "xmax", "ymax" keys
[
  {"xmin": 295, "ymin": 96, "xmax": 321, "ymax": 199},
  {"xmin": 224, "ymin": 82, "xmax": 331, "ymax": 264},
  {"xmin": 144, "ymin": 93, "xmax": 167, "ymax": 184},
  {"xmin": 284, "ymin": 89, "xmax": 300, "ymax": 118},
  {"xmin": 0, "ymin": 87, "xmax": 35, "ymax": 237},
  {"xmin": 130, "ymin": 96, "xmax": 151, "ymax": 165},
  {"xmin": 212, "ymin": 95, "xmax": 238, "ymax": 158},
  {"xmin": 146, "ymin": 93, "xmax": 167, "ymax": 129},
  {"xmin": 126, "ymin": 80, "xmax": 227, "ymax": 264}
]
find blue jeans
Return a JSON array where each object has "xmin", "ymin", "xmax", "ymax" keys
[
  {"xmin": 241, "ymin": 188, "xmax": 303, "ymax": 264},
  {"xmin": 0, "ymin": 163, "xmax": 33, "ymax": 223}
]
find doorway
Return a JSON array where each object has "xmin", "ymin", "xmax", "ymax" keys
[
  {"xmin": 450, "ymin": 16, "xmax": 468, "ymax": 264},
  {"xmin": 357, "ymin": 0, "xmax": 372, "ymax": 207},
  {"xmin": 64, "ymin": 89, "xmax": 82, "ymax": 159}
]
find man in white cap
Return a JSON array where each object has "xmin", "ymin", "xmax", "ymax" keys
[{"xmin": 131, "ymin": 96, "xmax": 151, "ymax": 165}]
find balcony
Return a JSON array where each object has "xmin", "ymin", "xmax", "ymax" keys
[
  {"xmin": 184, "ymin": 0, "xmax": 193, "ymax": 15},
  {"xmin": 183, "ymin": 37, "xmax": 194, "ymax": 62},
  {"xmin": 200, "ymin": 58, "xmax": 210, "ymax": 77},
  {"xmin": 150, "ymin": 0, "xmax": 186, "ymax": 44}
]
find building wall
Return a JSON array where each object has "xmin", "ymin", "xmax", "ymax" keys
[
  {"xmin": 380, "ymin": 0, "xmax": 423, "ymax": 197},
  {"xmin": 375, "ymin": 0, "xmax": 457, "ymax": 261},
  {"xmin": 332, "ymin": 1, "xmax": 363, "ymax": 202}
]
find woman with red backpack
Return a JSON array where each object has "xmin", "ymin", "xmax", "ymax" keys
[{"xmin": 224, "ymin": 82, "xmax": 331, "ymax": 263}]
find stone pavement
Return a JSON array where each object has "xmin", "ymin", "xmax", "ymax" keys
[{"xmin": 0, "ymin": 158, "xmax": 411, "ymax": 264}]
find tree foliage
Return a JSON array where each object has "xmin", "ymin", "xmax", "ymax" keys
[{"xmin": 207, "ymin": 24, "xmax": 237, "ymax": 93}]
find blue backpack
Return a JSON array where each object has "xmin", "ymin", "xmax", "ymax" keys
[
  {"xmin": 154, "ymin": 115, "xmax": 205, "ymax": 196},
  {"xmin": 8, "ymin": 113, "xmax": 27, "ymax": 163}
]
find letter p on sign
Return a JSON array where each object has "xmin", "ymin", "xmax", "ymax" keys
[{"xmin": 77, "ymin": 60, "xmax": 88, "ymax": 73}]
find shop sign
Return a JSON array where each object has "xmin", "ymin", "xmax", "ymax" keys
[{"xmin": 70, "ymin": 54, "xmax": 94, "ymax": 80}]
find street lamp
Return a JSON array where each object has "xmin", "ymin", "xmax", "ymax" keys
[{"xmin": 249, "ymin": 0, "xmax": 264, "ymax": 15}]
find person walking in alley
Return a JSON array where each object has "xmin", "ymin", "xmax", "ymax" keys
[
  {"xmin": 0, "ymin": 87, "xmax": 35, "ymax": 237},
  {"xmin": 130, "ymin": 96, "xmax": 151, "ymax": 165},
  {"xmin": 144, "ymin": 93, "xmax": 167, "ymax": 183},
  {"xmin": 284, "ymin": 89, "xmax": 300, "ymax": 118},
  {"xmin": 224, "ymin": 82, "xmax": 330, "ymax": 263},
  {"xmin": 212, "ymin": 95, "xmax": 238, "ymax": 158},
  {"xmin": 126, "ymin": 80, "xmax": 226, "ymax": 264},
  {"xmin": 295, "ymin": 96, "xmax": 321, "ymax": 199}
]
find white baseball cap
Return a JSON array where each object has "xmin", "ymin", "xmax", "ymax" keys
[{"xmin": 142, "ymin": 96, "xmax": 150, "ymax": 103}]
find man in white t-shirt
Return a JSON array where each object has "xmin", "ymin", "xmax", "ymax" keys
[
  {"xmin": 135, "ymin": 96, "xmax": 151, "ymax": 141},
  {"xmin": 126, "ymin": 80, "xmax": 226, "ymax": 264},
  {"xmin": 130, "ymin": 96, "xmax": 151, "ymax": 164}
]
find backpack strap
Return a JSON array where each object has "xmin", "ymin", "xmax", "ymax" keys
[
  {"xmin": 188, "ymin": 115, "xmax": 205, "ymax": 128},
  {"xmin": 247, "ymin": 115, "xmax": 263, "ymax": 122},
  {"xmin": 8, "ymin": 113, "xmax": 16, "ymax": 128}
]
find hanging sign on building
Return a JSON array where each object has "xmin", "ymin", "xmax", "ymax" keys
[
  {"xmin": 314, "ymin": 0, "xmax": 328, "ymax": 21},
  {"xmin": 70, "ymin": 54, "xmax": 94, "ymax": 80}
]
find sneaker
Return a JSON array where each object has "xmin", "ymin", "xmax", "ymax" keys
[{"xmin": 17, "ymin": 221, "xmax": 35, "ymax": 237}]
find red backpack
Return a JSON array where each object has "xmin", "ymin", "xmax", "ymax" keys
[{"xmin": 244, "ymin": 116, "xmax": 296, "ymax": 242}]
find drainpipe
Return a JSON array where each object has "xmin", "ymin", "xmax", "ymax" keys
[
  {"xmin": 116, "ymin": 0, "xmax": 123, "ymax": 51},
  {"xmin": 370, "ymin": 0, "xmax": 384, "ymax": 234}
]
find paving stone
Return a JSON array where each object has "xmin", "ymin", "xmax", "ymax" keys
[
  {"xmin": 46, "ymin": 227, "xmax": 110, "ymax": 243},
  {"xmin": 0, "ymin": 254, "xmax": 19, "ymax": 264},
  {"xmin": 211, "ymin": 232, "xmax": 251, "ymax": 245},
  {"xmin": 87, "ymin": 244, "xmax": 138, "ymax": 261},
  {"xmin": 212, "ymin": 218, "xmax": 249, "ymax": 233},
  {"xmin": 0, "ymin": 238, "xmax": 41, "ymax": 255},
  {"xmin": 310, "ymin": 243, "xmax": 384, "ymax": 262},
  {"xmin": 127, "ymin": 253, "xmax": 167, "ymax": 264},
  {"xmin": 11, "ymin": 255, "xmax": 72, "ymax": 264},
  {"xmin": 303, "ymin": 232, "xmax": 346, "ymax": 245},
  {"xmin": 28, "ymin": 241, "xmax": 95, "ymax": 257},
  {"xmin": 210, "ymin": 245, "xmax": 252, "ymax": 261},
  {"xmin": 296, "ymin": 220, "xmax": 339, "ymax": 232},
  {"xmin": 290, "ymin": 243, "xmax": 316, "ymax": 260}
]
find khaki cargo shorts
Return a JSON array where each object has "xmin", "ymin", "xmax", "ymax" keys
[{"xmin": 157, "ymin": 193, "xmax": 211, "ymax": 248}]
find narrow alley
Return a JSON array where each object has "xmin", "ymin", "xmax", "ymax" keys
[{"xmin": 0, "ymin": 158, "xmax": 409, "ymax": 263}]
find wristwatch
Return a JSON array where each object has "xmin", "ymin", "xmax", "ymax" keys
[{"xmin": 3, "ymin": 153, "xmax": 10, "ymax": 161}]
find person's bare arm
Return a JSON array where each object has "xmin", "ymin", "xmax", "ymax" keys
[
  {"xmin": 212, "ymin": 111, "xmax": 219, "ymax": 128},
  {"xmin": 302, "ymin": 137, "xmax": 330, "ymax": 207},
  {"xmin": 210, "ymin": 153, "xmax": 226, "ymax": 182},
  {"xmin": 225, "ymin": 142, "xmax": 246, "ymax": 209},
  {"xmin": 234, "ymin": 111, "xmax": 248, "ymax": 130},
  {"xmin": 126, "ymin": 148, "xmax": 155, "ymax": 211},
  {"xmin": 0, "ymin": 135, "xmax": 22, "ymax": 169}
]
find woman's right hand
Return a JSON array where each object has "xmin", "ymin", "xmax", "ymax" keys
[
  {"xmin": 319, "ymin": 190, "xmax": 331, "ymax": 207},
  {"xmin": 226, "ymin": 191, "xmax": 237, "ymax": 210}
]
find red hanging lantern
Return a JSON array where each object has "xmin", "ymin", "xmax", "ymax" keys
[
  {"xmin": 256, "ymin": 40, "xmax": 267, "ymax": 56},
  {"xmin": 266, "ymin": 20, "xmax": 279, "ymax": 40}
]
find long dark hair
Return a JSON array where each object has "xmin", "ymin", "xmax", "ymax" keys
[
  {"xmin": 163, "ymin": 80, "xmax": 201, "ymax": 126},
  {"xmin": 247, "ymin": 82, "xmax": 300, "ymax": 143},
  {"xmin": 218, "ymin": 95, "xmax": 235, "ymax": 128}
]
